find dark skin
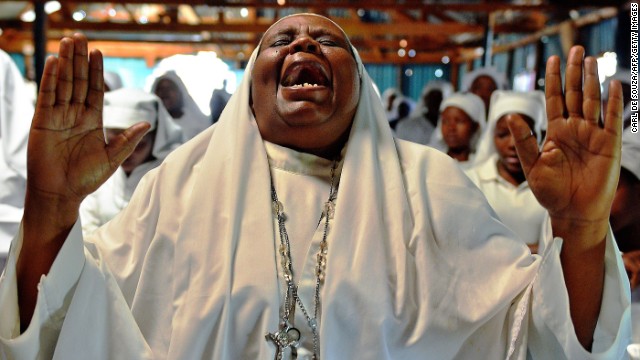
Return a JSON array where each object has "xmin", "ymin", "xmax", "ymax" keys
[
  {"xmin": 440, "ymin": 106, "xmax": 479, "ymax": 162},
  {"xmin": 154, "ymin": 78, "xmax": 184, "ymax": 119},
  {"xmin": 15, "ymin": 19, "xmax": 623, "ymax": 350}
]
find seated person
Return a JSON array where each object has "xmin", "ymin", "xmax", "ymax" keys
[
  {"xmin": 465, "ymin": 90, "xmax": 547, "ymax": 253},
  {"xmin": 395, "ymin": 80, "xmax": 454, "ymax": 145},
  {"xmin": 80, "ymin": 88, "xmax": 183, "ymax": 235},
  {"xmin": 429, "ymin": 92, "xmax": 485, "ymax": 168},
  {"xmin": 151, "ymin": 71, "xmax": 210, "ymax": 140}
]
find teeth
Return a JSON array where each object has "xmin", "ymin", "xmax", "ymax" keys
[{"xmin": 290, "ymin": 83, "xmax": 320, "ymax": 88}]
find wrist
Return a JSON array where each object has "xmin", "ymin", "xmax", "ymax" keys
[{"xmin": 550, "ymin": 216, "xmax": 609, "ymax": 253}]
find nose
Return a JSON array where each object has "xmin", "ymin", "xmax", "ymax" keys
[{"xmin": 289, "ymin": 36, "xmax": 319, "ymax": 54}]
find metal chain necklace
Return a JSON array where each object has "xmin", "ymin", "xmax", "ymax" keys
[{"xmin": 265, "ymin": 159, "xmax": 339, "ymax": 360}]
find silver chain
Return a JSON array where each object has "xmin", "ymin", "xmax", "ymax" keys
[{"xmin": 268, "ymin": 159, "xmax": 339, "ymax": 360}]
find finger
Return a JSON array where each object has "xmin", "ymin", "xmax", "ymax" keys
[
  {"xmin": 84, "ymin": 49, "xmax": 104, "ymax": 126},
  {"xmin": 507, "ymin": 115, "xmax": 539, "ymax": 176},
  {"xmin": 545, "ymin": 55, "xmax": 565, "ymax": 124},
  {"xmin": 631, "ymin": 270, "xmax": 640, "ymax": 290},
  {"xmin": 71, "ymin": 33, "xmax": 89, "ymax": 105},
  {"xmin": 564, "ymin": 46, "xmax": 585, "ymax": 119},
  {"xmin": 582, "ymin": 57, "xmax": 601, "ymax": 124},
  {"xmin": 604, "ymin": 80, "xmax": 623, "ymax": 136},
  {"xmin": 35, "ymin": 56, "xmax": 59, "ymax": 111},
  {"xmin": 105, "ymin": 122, "xmax": 152, "ymax": 169},
  {"xmin": 55, "ymin": 37, "xmax": 74, "ymax": 106}
]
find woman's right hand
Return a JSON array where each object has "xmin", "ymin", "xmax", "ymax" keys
[
  {"xmin": 27, "ymin": 33, "xmax": 149, "ymax": 212},
  {"xmin": 17, "ymin": 33, "xmax": 149, "ymax": 331}
]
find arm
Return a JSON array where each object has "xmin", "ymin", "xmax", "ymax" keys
[
  {"xmin": 16, "ymin": 34, "xmax": 149, "ymax": 331},
  {"xmin": 508, "ymin": 46, "xmax": 623, "ymax": 350}
]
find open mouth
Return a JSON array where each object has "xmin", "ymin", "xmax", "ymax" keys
[{"xmin": 281, "ymin": 61, "xmax": 330, "ymax": 88}]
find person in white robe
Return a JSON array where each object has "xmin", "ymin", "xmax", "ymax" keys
[
  {"xmin": 611, "ymin": 126, "xmax": 640, "ymax": 347},
  {"xmin": 395, "ymin": 80, "xmax": 454, "ymax": 146},
  {"xmin": 150, "ymin": 71, "xmax": 210, "ymax": 140},
  {"xmin": 0, "ymin": 14, "xmax": 632, "ymax": 360},
  {"xmin": 429, "ymin": 92, "xmax": 485, "ymax": 169},
  {"xmin": 79, "ymin": 88, "xmax": 183, "ymax": 235},
  {"xmin": 465, "ymin": 90, "xmax": 547, "ymax": 253},
  {"xmin": 0, "ymin": 50, "xmax": 34, "ymax": 271},
  {"xmin": 461, "ymin": 66, "xmax": 509, "ymax": 119},
  {"xmin": 380, "ymin": 87, "xmax": 401, "ymax": 122}
]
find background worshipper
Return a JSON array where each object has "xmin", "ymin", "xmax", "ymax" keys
[
  {"xmin": 429, "ymin": 92, "xmax": 485, "ymax": 168},
  {"xmin": 0, "ymin": 49, "xmax": 34, "ymax": 272},
  {"xmin": 0, "ymin": 14, "xmax": 631, "ymax": 359},
  {"xmin": 209, "ymin": 79, "xmax": 232, "ymax": 124},
  {"xmin": 465, "ymin": 90, "xmax": 547, "ymax": 253},
  {"xmin": 461, "ymin": 66, "xmax": 508, "ymax": 119},
  {"xmin": 103, "ymin": 70, "xmax": 123, "ymax": 92},
  {"xmin": 150, "ymin": 70, "xmax": 210, "ymax": 140},
  {"xmin": 602, "ymin": 68, "xmax": 633, "ymax": 128},
  {"xmin": 381, "ymin": 87, "xmax": 401, "ymax": 122},
  {"xmin": 387, "ymin": 95, "xmax": 414, "ymax": 130},
  {"xmin": 395, "ymin": 80, "xmax": 453, "ymax": 145},
  {"xmin": 610, "ymin": 127, "xmax": 640, "ymax": 346},
  {"xmin": 79, "ymin": 88, "xmax": 183, "ymax": 236}
]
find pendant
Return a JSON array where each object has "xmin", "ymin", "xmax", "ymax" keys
[{"xmin": 266, "ymin": 323, "xmax": 301, "ymax": 359}]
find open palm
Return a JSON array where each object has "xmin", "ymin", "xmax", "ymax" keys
[
  {"xmin": 510, "ymin": 46, "xmax": 623, "ymax": 226},
  {"xmin": 27, "ymin": 34, "xmax": 149, "ymax": 206}
]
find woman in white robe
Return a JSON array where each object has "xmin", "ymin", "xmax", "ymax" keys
[
  {"xmin": 79, "ymin": 88, "xmax": 183, "ymax": 235},
  {"xmin": 0, "ymin": 50, "xmax": 34, "ymax": 269},
  {"xmin": 150, "ymin": 71, "xmax": 210, "ymax": 140},
  {"xmin": 465, "ymin": 90, "xmax": 547, "ymax": 252},
  {"xmin": 0, "ymin": 14, "xmax": 632, "ymax": 360},
  {"xmin": 428, "ymin": 92, "xmax": 485, "ymax": 169}
]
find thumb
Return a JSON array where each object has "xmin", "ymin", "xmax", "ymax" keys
[
  {"xmin": 507, "ymin": 116, "xmax": 539, "ymax": 176},
  {"xmin": 105, "ymin": 122, "xmax": 152, "ymax": 169}
]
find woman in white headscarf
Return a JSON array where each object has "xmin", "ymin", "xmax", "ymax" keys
[
  {"xmin": 150, "ymin": 71, "xmax": 211, "ymax": 140},
  {"xmin": 0, "ymin": 49, "xmax": 34, "ymax": 268},
  {"xmin": 461, "ymin": 66, "xmax": 509, "ymax": 118},
  {"xmin": 428, "ymin": 92, "xmax": 485, "ymax": 168},
  {"xmin": 380, "ymin": 87, "xmax": 401, "ymax": 122},
  {"xmin": 395, "ymin": 80, "xmax": 453, "ymax": 145},
  {"xmin": 79, "ymin": 88, "xmax": 183, "ymax": 235},
  {"xmin": 465, "ymin": 90, "xmax": 547, "ymax": 252},
  {"xmin": 0, "ymin": 15, "xmax": 630, "ymax": 360}
]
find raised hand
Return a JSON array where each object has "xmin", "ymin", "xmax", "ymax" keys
[
  {"xmin": 28, "ymin": 33, "xmax": 149, "ymax": 208},
  {"xmin": 507, "ymin": 45, "xmax": 623, "ymax": 350},
  {"xmin": 17, "ymin": 33, "xmax": 149, "ymax": 331},
  {"xmin": 509, "ymin": 45, "xmax": 622, "ymax": 236}
]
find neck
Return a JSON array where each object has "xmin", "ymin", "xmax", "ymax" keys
[
  {"xmin": 447, "ymin": 147, "xmax": 470, "ymax": 162},
  {"xmin": 169, "ymin": 109, "xmax": 184, "ymax": 119},
  {"xmin": 496, "ymin": 160, "xmax": 526, "ymax": 186}
]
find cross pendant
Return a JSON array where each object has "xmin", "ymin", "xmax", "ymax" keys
[{"xmin": 266, "ymin": 325, "xmax": 301, "ymax": 360}]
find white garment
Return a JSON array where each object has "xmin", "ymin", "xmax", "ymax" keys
[
  {"xmin": 79, "ymin": 89, "xmax": 183, "ymax": 235},
  {"xmin": 465, "ymin": 155, "xmax": 546, "ymax": 246},
  {"xmin": 461, "ymin": 66, "xmax": 509, "ymax": 92},
  {"xmin": 0, "ymin": 50, "xmax": 34, "ymax": 257},
  {"xmin": 79, "ymin": 162, "xmax": 160, "ymax": 235},
  {"xmin": 394, "ymin": 115, "xmax": 435, "ymax": 146},
  {"xmin": 150, "ymin": 71, "xmax": 211, "ymax": 140},
  {"xmin": 0, "ymin": 17, "xmax": 631, "ymax": 359}
]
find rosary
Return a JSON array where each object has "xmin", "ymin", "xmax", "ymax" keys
[{"xmin": 265, "ymin": 160, "xmax": 339, "ymax": 360}]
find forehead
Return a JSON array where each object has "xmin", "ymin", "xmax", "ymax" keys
[{"xmin": 263, "ymin": 15, "xmax": 347, "ymax": 40}]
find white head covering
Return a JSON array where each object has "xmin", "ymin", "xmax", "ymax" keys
[
  {"xmin": 473, "ymin": 90, "xmax": 546, "ymax": 167},
  {"xmin": 621, "ymin": 126, "xmax": 640, "ymax": 181},
  {"xmin": 603, "ymin": 68, "xmax": 632, "ymax": 123},
  {"xmin": 103, "ymin": 88, "xmax": 184, "ymax": 160},
  {"xmin": 461, "ymin": 66, "xmax": 509, "ymax": 92},
  {"xmin": 150, "ymin": 71, "xmax": 211, "ymax": 140},
  {"xmin": 103, "ymin": 70, "xmax": 123, "ymax": 91},
  {"xmin": 429, "ymin": 92, "xmax": 486, "ymax": 152},
  {"xmin": 409, "ymin": 80, "xmax": 454, "ymax": 118}
]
